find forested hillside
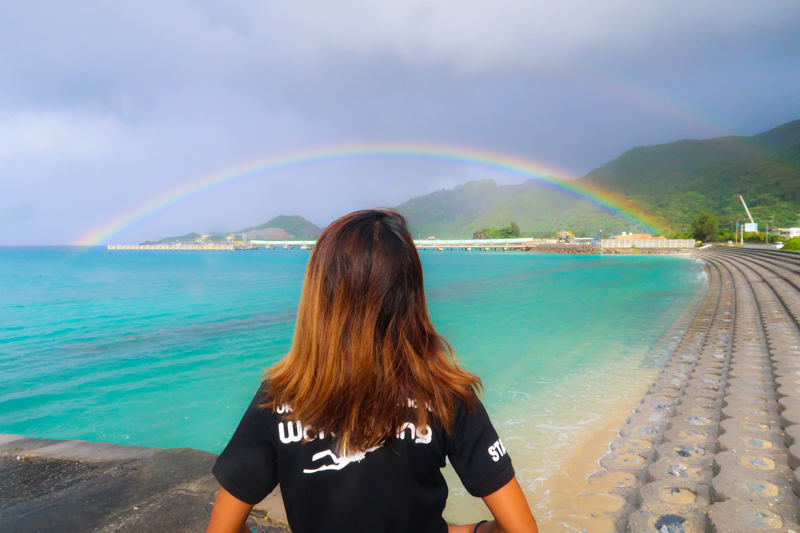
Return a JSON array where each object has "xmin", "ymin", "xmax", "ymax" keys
[
  {"xmin": 398, "ymin": 118, "xmax": 800, "ymax": 238},
  {"xmin": 233, "ymin": 215, "xmax": 323, "ymax": 239},
  {"xmin": 581, "ymin": 119, "xmax": 800, "ymax": 230},
  {"xmin": 148, "ymin": 215, "xmax": 322, "ymax": 243},
  {"xmin": 396, "ymin": 180, "xmax": 645, "ymax": 238}
]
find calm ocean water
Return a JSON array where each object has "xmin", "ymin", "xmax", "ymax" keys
[{"xmin": 0, "ymin": 247, "xmax": 703, "ymax": 518}]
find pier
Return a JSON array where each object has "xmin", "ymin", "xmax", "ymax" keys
[
  {"xmin": 108, "ymin": 237, "xmax": 695, "ymax": 253},
  {"xmin": 249, "ymin": 238, "xmax": 537, "ymax": 251},
  {"xmin": 586, "ymin": 246, "xmax": 800, "ymax": 533},
  {"xmin": 107, "ymin": 243, "xmax": 261, "ymax": 251}
]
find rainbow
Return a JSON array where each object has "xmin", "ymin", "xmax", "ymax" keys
[{"xmin": 75, "ymin": 142, "xmax": 662, "ymax": 245}]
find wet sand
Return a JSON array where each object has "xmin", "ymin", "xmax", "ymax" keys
[
  {"xmin": 443, "ymin": 256, "xmax": 709, "ymax": 529},
  {"xmin": 442, "ymin": 368, "xmax": 657, "ymax": 530}
]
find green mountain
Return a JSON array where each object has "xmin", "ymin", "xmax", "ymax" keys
[
  {"xmin": 144, "ymin": 232, "xmax": 203, "ymax": 244},
  {"xmin": 234, "ymin": 215, "xmax": 323, "ymax": 239},
  {"xmin": 396, "ymin": 179, "xmax": 645, "ymax": 238},
  {"xmin": 580, "ymin": 119, "xmax": 800, "ymax": 231},
  {"xmin": 397, "ymin": 118, "xmax": 800, "ymax": 237},
  {"xmin": 148, "ymin": 215, "xmax": 323, "ymax": 244},
  {"xmin": 147, "ymin": 119, "xmax": 799, "ymax": 242}
]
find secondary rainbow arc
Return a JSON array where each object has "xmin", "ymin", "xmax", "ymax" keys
[{"xmin": 75, "ymin": 142, "xmax": 661, "ymax": 246}]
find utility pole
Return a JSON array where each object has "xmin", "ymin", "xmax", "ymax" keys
[{"xmin": 769, "ymin": 215, "xmax": 775, "ymax": 244}]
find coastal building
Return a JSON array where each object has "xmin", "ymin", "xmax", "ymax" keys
[
  {"xmin": 776, "ymin": 227, "xmax": 800, "ymax": 238},
  {"xmin": 612, "ymin": 233, "xmax": 666, "ymax": 240}
]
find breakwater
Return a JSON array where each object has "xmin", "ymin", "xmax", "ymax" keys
[
  {"xmin": 0, "ymin": 434, "xmax": 289, "ymax": 533},
  {"xmin": 529, "ymin": 242, "xmax": 598, "ymax": 254},
  {"xmin": 584, "ymin": 246, "xmax": 800, "ymax": 533},
  {"xmin": 107, "ymin": 243, "xmax": 261, "ymax": 250}
]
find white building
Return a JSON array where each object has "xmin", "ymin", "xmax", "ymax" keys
[{"xmin": 776, "ymin": 227, "xmax": 800, "ymax": 239}]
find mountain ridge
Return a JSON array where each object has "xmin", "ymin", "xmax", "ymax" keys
[{"xmin": 146, "ymin": 118, "xmax": 800, "ymax": 242}]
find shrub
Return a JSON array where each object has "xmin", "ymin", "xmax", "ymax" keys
[{"xmin": 783, "ymin": 237, "xmax": 800, "ymax": 252}]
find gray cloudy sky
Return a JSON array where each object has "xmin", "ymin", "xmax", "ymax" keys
[{"xmin": 2, "ymin": 0, "xmax": 799, "ymax": 245}]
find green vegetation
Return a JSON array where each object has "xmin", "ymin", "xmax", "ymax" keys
[
  {"xmin": 396, "ymin": 179, "xmax": 646, "ymax": 239},
  {"xmin": 398, "ymin": 119, "xmax": 799, "ymax": 239},
  {"xmin": 581, "ymin": 119, "xmax": 800, "ymax": 232},
  {"xmin": 235, "ymin": 215, "xmax": 323, "ymax": 239},
  {"xmin": 145, "ymin": 232, "xmax": 202, "ymax": 244},
  {"xmin": 147, "ymin": 120, "xmax": 799, "ymax": 242},
  {"xmin": 473, "ymin": 222, "xmax": 520, "ymax": 239},
  {"xmin": 150, "ymin": 215, "xmax": 323, "ymax": 244},
  {"xmin": 783, "ymin": 237, "xmax": 800, "ymax": 251},
  {"xmin": 691, "ymin": 213, "xmax": 719, "ymax": 242}
]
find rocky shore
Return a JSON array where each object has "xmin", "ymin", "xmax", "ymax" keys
[
  {"xmin": 529, "ymin": 243, "xmax": 599, "ymax": 254},
  {"xmin": 0, "ymin": 434, "xmax": 289, "ymax": 533}
]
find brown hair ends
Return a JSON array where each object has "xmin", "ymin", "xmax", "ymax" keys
[{"xmin": 264, "ymin": 209, "xmax": 481, "ymax": 453}]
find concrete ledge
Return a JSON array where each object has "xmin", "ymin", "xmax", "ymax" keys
[
  {"xmin": 0, "ymin": 434, "xmax": 25, "ymax": 445},
  {"xmin": 0, "ymin": 436, "xmax": 289, "ymax": 533}
]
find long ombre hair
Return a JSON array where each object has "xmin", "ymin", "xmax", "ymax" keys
[{"xmin": 264, "ymin": 209, "xmax": 481, "ymax": 453}]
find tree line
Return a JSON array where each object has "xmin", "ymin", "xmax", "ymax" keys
[
  {"xmin": 473, "ymin": 222, "xmax": 521, "ymax": 239},
  {"xmin": 678, "ymin": 212, "xmax": 799, "ymax": 250}
]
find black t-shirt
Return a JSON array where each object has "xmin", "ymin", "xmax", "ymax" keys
[{"xmin": 212, "ymin": 384, "xmax": 515, "ymax": 533}]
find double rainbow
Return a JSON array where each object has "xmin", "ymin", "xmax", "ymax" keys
[{"xmin": 75, "ymin": 142, "xmax": 661, "ymax": 245}]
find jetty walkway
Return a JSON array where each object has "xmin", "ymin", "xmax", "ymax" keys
[{"xmin": 588, "ymin": 246, "xmax": 800, "ymax": 533}]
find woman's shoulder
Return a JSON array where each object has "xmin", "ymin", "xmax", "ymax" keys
[{"xmin": 244, "ymin": 381, "xmax": 278, "ymax": 419}]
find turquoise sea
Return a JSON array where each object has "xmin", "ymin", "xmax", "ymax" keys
[{"xmin": 0, "ymin": 247, "xmax": 703, "ymax": 521}]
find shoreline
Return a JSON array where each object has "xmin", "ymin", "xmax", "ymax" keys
[
  {"xmin": 2, "ymin": 257, "xmax": 707, "ymax": 532},
  {"xmin": 12, "ymin": 248, "xmax": 798, "ymax": 532},
  {"xmin": 521, "ymin": 264, "xmax": 711, "ymax": 532}
]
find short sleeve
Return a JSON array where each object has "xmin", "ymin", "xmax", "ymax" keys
[
  {"xmin": 446, "ymin": 397, "xmax": 515, "ymax": 497},
  {"xmin": 212, "ymin": 386, "xmax": 279, "ymax": 505}
]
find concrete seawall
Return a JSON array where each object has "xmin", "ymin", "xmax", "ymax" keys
[
  {"xmin": 584, "ymin": 246, "xmax": 800, "ymax": 533},
  {"xmin": 0, "ymin": 435, "xmax": 289, "ymax": 533}
]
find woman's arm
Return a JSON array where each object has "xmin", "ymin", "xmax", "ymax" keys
[
  {"xmin": 206, "ymin": 487, "xmax": 254, "ymax": 533},
  {"xmin": 448, "ymin": 478, "xmax": 538, "ymax": 533}
]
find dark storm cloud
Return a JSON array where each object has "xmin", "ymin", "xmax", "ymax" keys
[{"xmin": 1, "ymin": 0, "xmax": 799, "ymax": 244}]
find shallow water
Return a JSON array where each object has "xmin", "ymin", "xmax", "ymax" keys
[{"xmin": 0, "ymin": 247, "xmax": 703, "ymax": 523}]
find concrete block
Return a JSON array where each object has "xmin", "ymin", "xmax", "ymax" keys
[
  {"xmin": 711, "ymin": 469, "xmax": 796, "ymax": 506},
  {"xmin": 723, "ymin": 383, "xmax": 776, "ymax": 399},
  {"xmin": 620, "ymin": 422, "xmax": 666, "ymax": 443},
  {"xmin": 599, "ymin": 450, "xmax": 650, "ymax": 472},
  {"xmin": 674, "ymin": 402, "xmax": 719, "ymax": 419},
  {"xmin": 610, "ymin": 438, "xmax": 657, "ymax": 460},
  {"xmin": 655, "ymin": 442, "xmax": 710, "ymax": 463},
  {"xmin": 784, "ymin": 424, "xmax": 800, "ymax": 448},
  {"xmin": 708, "ymin": 500, "xmax": 799, "ymax": 532},
  {"xmin": 778, "ymin": 396, "xmax": 800, "ymax": 413},
  {"xmin": 628, "ymin": 506, "xmax": 708, "ymax": 533},
  {"xmin": 627, "ymin": 412, "xmax": 670, "ymax": 429},
  {"xmin": 780, "ymin": 407, "xmax": 800, "ymax": 429},
  {"xmin": 721, "ymin": 404, "xmax": 776, "ymax": 421},
  {"xmin": 588, "ymin": 469, "xmax": 641, "ymax": 494},
  {"xmin": 716, "ymin": 431, "xmax": 785, "ymax": 455},
  {"xmin": 647, "ymin": 456, "xmax": 713, "ymax": 484},
  {"xmin": 637, "ymin": 479, "xmax": 709, "ymax": 509},
  {"xmin": 713, "ymin": 450, "xmax": 791, "ymax": 476}
]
